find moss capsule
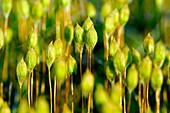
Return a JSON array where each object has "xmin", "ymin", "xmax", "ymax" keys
[
  {"xmin": 81, "ymin": 69, "xmax": 94, "ymax": 97},
  {"xmin": 126, "ymin": 64, "xmax": 138, "ymax": 93},
  {"xmin": 139, "ymin": 56, "xmax": 152, "ymax": 84},
  {"xmin": 46, "ymin": 41, "xmax": 55, "ymax": 69},
  {"xmin": 143, "ymin": 33, "xmax": 154, "ymax": 55},
  {"xmin": 154, "ymin": 41, "xmax": 166, "ymax": 67},
  {"xmin": 16, "ymin": 58, "xmax": 27, "ymax": 88},
  {"xmin": 151, "ymin": 65, "xmax": 163, "ymax": 91},
  {"xmin": 26, "ymin": 48, "xmax": 37, "ymax": 70},
  {"xmin": 84, "ymin": 26, "xmax": 98, "ymax": 50}
]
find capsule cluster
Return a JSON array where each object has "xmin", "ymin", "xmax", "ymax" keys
[{"xmin": 0, "ymin": 0, "xmax": 170, "ymax": 113}]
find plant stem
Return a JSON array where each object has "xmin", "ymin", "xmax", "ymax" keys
[
  {"xmin": 8, "ymin": 82, "xmax": 12, "ymax": 106},
  {"xmin": 28, "ymin": 71, "xmax": 31, "ymax": 107},
  {"xmin": 80, "ymin": 50, "xmax": 84, "ymax": 113},
  {"xmin": 156, "ymin": 90, "xmax": 160, "ymax": 113},
  {"xmin": 123, "ymin": 70, "xmax": 126, "ymax": 113},
  {"xmin": 138, "ymin": 81, "xmax": 142, "ymax": 113},
  {"xmin": 4, "ymin": 17, "xmax": 8, "ymax": 37},
  {"xmin": 88, "ymin": 91, "xmax": 92, "ymax": 113},
  {"xmin": 42, "ymin": 13, "xmax": 46, "ymax": 31},
  {"xmin": 65, "ymin": 74, "xmax": 69, "ymax": 105},
  {"xmin": 119, "ymin": 73, "xmax": 123, "ymax": 108},
  {"xmin": 31, "ymin": 70, "xmax": 34, "ymax": 106},
  {"xmin": 71, "ymin": 74, "xmax": 74, "ymax": 113},
  {"xmin": 104, "ymin": 31, "xmax": 109, "ymax": 91},
  {"xmin": 146, "ymin": 83, "xmax": 149, "ymax": 109},
  {"xmin": 20, "ymin": 85, "xmax": 22, "ymax": 102},
  {"xmin": 36, "ymin": 73, "xmax": 39, "ymax": 103},
  {"xmin": 127, "ymin": 92, "xmax": 131, "ymax": 113},
  {"xmin": 54, "ymin": 76, "xmax": 57, "ymax": 113},
  {"xmin": 0, "ymin": 83, "xmax": 3, "ymax": 98},
  {"xmin": 48, "ymin": 68, "xmax": 53, "ymax": 113},
  {"xmin": 57, "ymin": 82, "xmax": 61, "ymax": 113}
]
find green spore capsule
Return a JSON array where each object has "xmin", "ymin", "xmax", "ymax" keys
[
  {"xmin": 132, "ymin": 47, "xmax": 141, "ymax": 67},
  {"xmin": 143, "ymin": 33, "xmax": 154, "ymax": 55},
  {"xmin": 82, "ymin": 17, "xmax": 93, "ymax": 32},
  {"xmin": 67, "ymin": 55, "xmax": 77, "ymax": 75},
  {"xmin": 36, "ymin": 96, "xmax": 49, "ymax": 113},
  {"xmin": 46, "ymin": 41, "xmax": 55, "ymax": 69},
  {"xmin": 94, "ymin": 84, "xmax": 109, "ymax": 106},
  {"xmin": 109, "ymin": 38, "xmax": 119, "ymax": 58},
  {"xmin": 2, "ymin": 0, "xmax": 12, "ymax": 18},
  {"xmin": 104, "ymin": 9, "xmax": 119, "ymax": 34},
  {"xmin": 54, "ymin": 38, "xmax": 63, "ymax": 59},
  {"xmin": 16, "ymin": 58, "xmax": 27, "ymax": 88},
  {"xmin": 17, "ymin": 0, "xmax": 30, "ymax": 19},
  {"xmin": 26, "ymin": 48, "xmax": 37, "ymax": 70},
  {"xmin": 151, "ymin": 65, "xmax": 163, "ymax": 91},
  {"xmin": 113, "ymin": 49, "xmax": 126, "ymax": 73},
  {"xmin": 74, "ymin": 23, "xmax": 84, "ymax": 44},
  {"xmin": 53, "ymin": 58, "xmax": 67, "ymax": 84},
  {"xmin": 0, "ymin": 28, "xmax": 4, "ymax": 49},
  {"xmin": 31, "ymin": 1, "xmax": 43, "ymax": 20},
  {"xmin": 0, "ymin": 102, "xmax": 11, "ymax": 113},
  {"xmin": 81, "ymin": 69, "xmax": 94, "ymax": 97},
  {"xmin": 126, "ymin": 64, "xmax": 138, "ymax": 93},
  {"xmin": 154, "ymin": 41, "xmax": 166, "ymax": 67},
  {"xmin": 120, "ymin": 4, "xmax": 130, "ymax": 25},
  {"xmin": 84, "ymin": 26, "xmax": 98, "ymax": 50},
  {"xmin": 139, "ymin": 56, "xmax": 152, "ymax": 84},
  {"xmin": 101, "ymin": 2, "xmax": 112, "ymax": 19},
  {"xmin": 64, "ymin": 24, "xmax": 74, "ymax": 44},
  {"xmin": 27, "ymin": 30, "xmax": 37, "ymax": 49},
  {"xmin": 86, "ymin": 2, "xmax": 96, "ymax": 18},
  {"xmin": 122, "ymin": 45, "xmax": 132, "ymax": 66}
]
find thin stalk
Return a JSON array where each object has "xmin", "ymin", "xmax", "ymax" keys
[
  {"xmin": 28, "ymin": 71, "xmax": 31, "ymax": 107},
  {"xmin": 80, "ymin": 50, "xmax": 84, "ymax": 113},
  {"xmin": 36, "ymin": 74, "xmax": 39, "ymax": 102},
  {"xmin": 2, "ymin": 17, "xmax": 8, "ymax": 81},
  {"xmin": 54, "ymin": 76, "xmax": 57, "ymax": 113},
  {"xmin": 65, "ymin": 74, "xmax": 69, "ymax": 104},
  {"xmin": 42, "ymin": 13, "xmax": 47, "ymax": 31},
  {"xmin": 88, "ymin": 91, "xmax": 92, "ymax": 113},
  {"xmin": 143, "ymin": 84, "xmax": 147, "ymax": 113},
  {"xmin": 8, "ymin": 82, "xmax": 12, "ymax": 106},
  {"xmin": 71, "ymin": 75, "xmax": 74, "ymax": 113},
  {"xmin": 127, "ymin": 92, "xmax": 131, "ymax": 113},
  {"xmin": 104, "ymin": 31, "xmax": 109, "ymax": 91},
  {"xmin": 0, "ymin": 83, "xmax": 3, "ymax": 98},
  {"xmin": 65, "ymin": 45, "xmax": 70, "ymax": 105},
  {"xmin": 123, "ymin": 70, "xmax": 126, "ymax": 113},
  {"xmin": 138, "ymin": 81, "xmax": 142, "ymax": 113},
  {"xmin": 31, "ymin": 70, "xmax": 34, "ymax": 106},
  {"xmin": 4, "ymin": 17, "xmax": 8, "ymax": 37},
  {"xmin": 20, "ymin": 84, "xmax": 22, "ymax": 102},
  {"xmin": 156, "ymin": 90, "xmax": 160, "ymax": 113},
  {"xmin": 48, "ymin": 68, "xmax": 53, "ymax": 113},
  {"xmin": 57, "ymin": 82, "xmax": 61, "ymax": 113},
  {"xmin": 146, "ymin": 83, "xmax": 149, "ymax": 108},
  {"xmin": 119, "ymin": 73, "xmax": 123, "ymax": 108}
]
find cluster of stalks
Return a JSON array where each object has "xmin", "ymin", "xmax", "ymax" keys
[{"xmin": 0, "ymin": 0, "xmax": 170, "ymax": 113}]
